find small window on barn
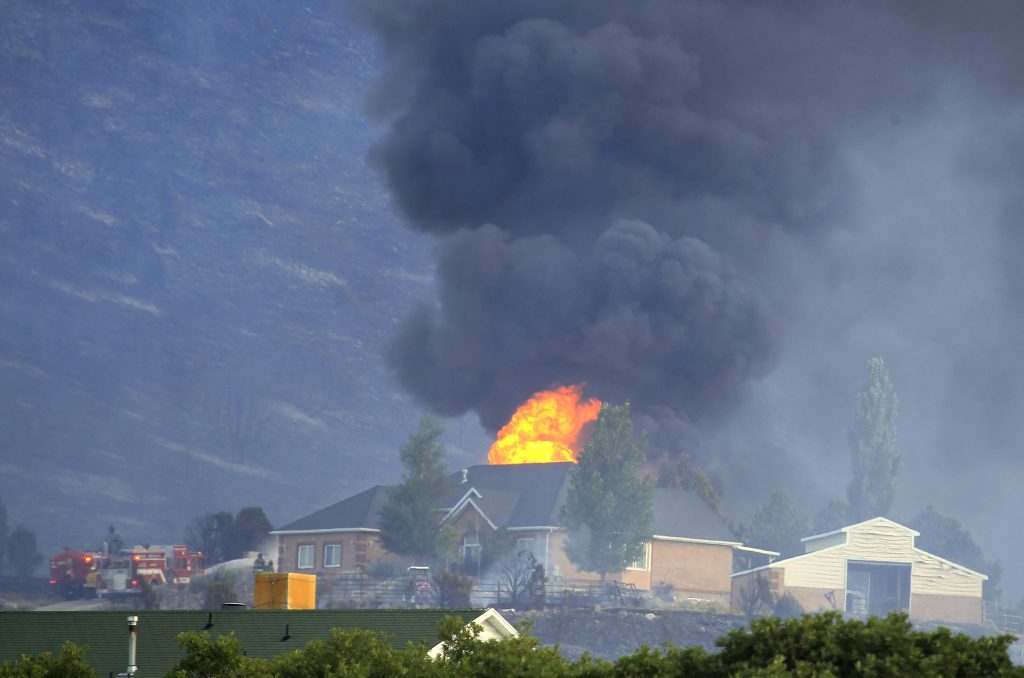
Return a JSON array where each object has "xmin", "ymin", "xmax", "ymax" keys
[
  {"xmin": 627, "ymin": 542, "xmax": 651, "ymax": 571},
  {"xmin": 324, "ymin": 544, "xmax": 341, "ymax": 568},
  {"xmin": 297, "ymin": 544, "xmax": 315, "ymax": 569}
]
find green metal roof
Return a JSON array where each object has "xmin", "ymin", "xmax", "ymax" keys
[{"xmin": 0, "ymin": 608, "xmax": 481, "ymax": 676}]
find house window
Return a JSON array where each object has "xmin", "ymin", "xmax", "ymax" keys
[
  {"xmin": 515, "ymin": 538, "xmax": 536, "ymax": 556},
  {"xmin": 324, "ymin": 544, "xmax": 341, "ymax": 568},
  {"xmin": 462, "ymin": 533, "xmax": 481, "ymax": 565},
  {"xmin": 627, "ymin": 542, "xmax": 651, "ymax": 571},
  {"xmin": 297, "ymin": 544, "xmax": 315, "ymax": 569}
]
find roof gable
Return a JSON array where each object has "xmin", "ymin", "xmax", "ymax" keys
[
  {"xmin": 444, "ymin": 463, "xmax": 574, "ymax": 528},
  {"xmin": 801, "ymin": 516, "xmax": 920, "ymax": 545}
]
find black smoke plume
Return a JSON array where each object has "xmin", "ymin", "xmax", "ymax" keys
[{"xmin": 356, "ymin": 0, "xmax": 1024, "ymax": 490}]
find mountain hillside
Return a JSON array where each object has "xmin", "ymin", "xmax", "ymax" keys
[{"xmin": 0, "ymin": 0, "xmax": 489, "ymax": 555}]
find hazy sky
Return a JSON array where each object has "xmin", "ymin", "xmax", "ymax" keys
[{"xmin": 354, "ymin": 0, "xmax": 1024, "ymax": 595}]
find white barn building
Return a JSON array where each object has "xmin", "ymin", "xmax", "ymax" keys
[{"xmin": 731, "ymin": 517, "xmax": 987, "ymax": 625}]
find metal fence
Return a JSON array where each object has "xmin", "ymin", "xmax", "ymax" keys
[
  {"xmin": 317, "ymin": 573, "xmax": 647, "ymax": 610},
  {"xmin": 984, "ymin": 600, "xmax": 1024, "ymax": 634}
]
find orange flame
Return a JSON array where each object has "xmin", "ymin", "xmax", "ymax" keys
[{"xmin": 488, "ymin": 385, "xmax": 602, "ymax": 464}]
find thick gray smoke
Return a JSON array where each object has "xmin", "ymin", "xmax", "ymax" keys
[
  {"xmin": 389, "ymin": 220, "xmax": 775, "ymax": 432},
  {"xmin": 356, "ymin": 0, "xmax": 1024, "ymax": 565}
]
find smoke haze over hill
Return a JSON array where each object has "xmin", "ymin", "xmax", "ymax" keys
[{"xmin": 1, "ymin": 0, "xmax": 1024, "ymax": 596}]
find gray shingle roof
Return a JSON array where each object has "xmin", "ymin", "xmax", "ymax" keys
[
  {"xmin": 651, "ymin": 488, "xmax": 739, "ymax": 542},
  {"xmin": 273, "ymin": 462, "xmax": 736, "ymax": 544},
  {"xmin": 0, "ymin": 609, "xmax": 480, "ymax": 677},
  {"xmin": 273, "ymin": 485, "xmax": 391, "ymax": 532},
  {"xmin": 447, "ymin": 462, "xmax": 575, "ymax": 527}
]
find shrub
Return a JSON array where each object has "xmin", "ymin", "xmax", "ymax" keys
[
  {"xmin": 652, "ymin": 581, "xmax": 674, "ymax": 603},
  {"xmin": 369, "ymin": 560, "xmax": 396, "ymax": 580},
  {"xmin": 0, "ymin": 642, "xmax": 95, "ymax": 678},
  {"xmin": 772, "ymin": 592, "xmax": 803, "ymax": 618},
  {"xmin": 434, "ymin": 567, "xmax": 472, "ymax": 608}
]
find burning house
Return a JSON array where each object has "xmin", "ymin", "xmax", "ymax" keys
[
  {"xmin": 272, "ymin": 385, "xmax": 775, "ymax": 604},
  {"xmin": 272, "ymin": 461, "xmax": 756, "ymax": 605}
]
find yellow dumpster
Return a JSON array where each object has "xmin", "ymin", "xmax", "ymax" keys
[{"xmin": 253, "ymin": 572, "xmax": 316, "ymax": 610}]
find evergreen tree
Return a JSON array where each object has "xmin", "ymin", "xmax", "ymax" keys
[
  {"xmin": 913, "ymin": 506, "xmax": 1002, "ymax": 601},
  {"xmin": 560, "ymin": 401, "xmax": 654, "ymax": 581},
  {"xmin": 741, "ymin": 491, "xmax": 808, "ymax": 557},
  {"xmin": 847, "ymin": 357, "xmax": 901, "ymax": 521},
  {"xmin": 812, "ymin": 498, "xmax": 851, "ymax": 534},
  {"xmin": 7, "ymin": 525, "xmax": 42, "ymax": 577},
  {"xmin": 228, "ymin": 507, "xmax": 273, "ymax": 560},
  {"xmin": 379, "ymin": 415, "xmax": 450, "ymax": 562}
]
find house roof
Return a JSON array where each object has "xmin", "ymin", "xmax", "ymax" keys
[
  {"xmin": 273, "ymin": 461, "xmax": 736, "ymax": 543},
  {"xmin": 651, "ymin": 489, "xmax": 739, "ymax": 543},
  {"xmin": 0, "ymin": 609, "xmax": 483, "ymax": 677},
  {"xmin": 272, "ymin": 484, "xmax": 391, "ymax": 533},
  {"xmin": 443, "ymin": 463, "xmax": 575, "ymax": 528}
]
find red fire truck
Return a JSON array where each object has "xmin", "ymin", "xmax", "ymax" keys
[
  {"xmin": 48, "ymin": 545, "xmax": 205, "ymax": 599},
  {"xmin": 124, "ymin": 545, "xmax": 206, "ymax": 587},
  {"xmin": 49, "ymin": 550, "xmax": 106, "ymax": 599}
]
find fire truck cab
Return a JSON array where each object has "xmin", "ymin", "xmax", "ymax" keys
[
  {"xmin": 49, "ymin": 550, "xmax": 106, "ymax": 599},
  {"xmin": 124, "ymin": 545, "xmax": 206, "ymax": 588}
]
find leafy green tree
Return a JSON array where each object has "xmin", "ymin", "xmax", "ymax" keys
[
  {"xmin": 560, "ymin": 401, "xmax": 654, "ymax": 582},
  {"xmin": 227, "ymin": 506, "xmax": 273, "ymax": 560},
  {"xmin": 0, "ymin": 641, "xmax": 96, "ymax": 678},
  {"xmin": 167, "ymin": 631, "xmax": 271, "ymax": 678},
  {"xmin": 714, "ymin": 612, "xmax": 1019, "ymax": 676},
  {"xmin": 108, "ymin": 612, "xmax": 1024, "ymax": 678},
  {"xmin": 379, "ymin": 416, "xmax": 450, "ymax": 562},
  {"xmin": 740, "ymin": 490, "xmax": 808, "ymax": 557},
  {"xmin": 271, "ymin": 628, "xmax": 435, "ymax": 678},
  {"xmin": 847, "ymin": 357, "xmax": 901, "ymax": 521},
  {"xmin": 913, "ymin": 506, "xmax": 1002, "ymax": 601},
  {"xmin": 7, "ymin": 525, "xmax": 42, "ymax": 577}
]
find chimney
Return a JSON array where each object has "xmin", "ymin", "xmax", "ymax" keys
[{"xmin": 461, "ymin": 468, "xmax": 468, "ymax": 484}]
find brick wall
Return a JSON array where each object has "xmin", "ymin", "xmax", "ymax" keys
[
  {"xmin": 650, "ymin": 540, "xmax": 733, "ymax": 600},
  {"xmin": 275, "ymin": 532, "xmax": 386, "ymax": 577}
]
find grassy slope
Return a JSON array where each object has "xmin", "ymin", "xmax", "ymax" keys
[{"xmin": 0, "ymin": 1, "xmax": 489, "ymax": 558}]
